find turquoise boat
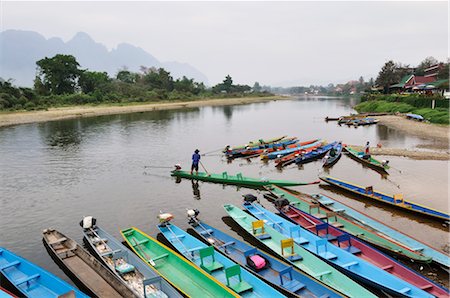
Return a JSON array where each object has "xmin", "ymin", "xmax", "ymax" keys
[
  {"xmin": 244, "ymin": 202, "xmax": 434, "ymax": 297},
  {"xmin": 313, "ymin": 193, "xmax": 450, "ymax": 272},
  {"xmin": 223, "ymin": 204, "xmax": 376, "ymax": 297},
  {"xmin": 157, "ymin": 222, "xmax": 285, "ymax": 297},
  {"xmin": 188, "ymin": 217, "xmax": 344, "ymax": 297},
  {"xmin": 262, "ymin": 140, "xmax": 324, "ymax": 160},
  {"xmin": 0, "ymin": 247, "xmax": 88, "ymax": 298},
  {"xmin": 320, "ymin": 176, "xmax": 450, "ymax": 221}
]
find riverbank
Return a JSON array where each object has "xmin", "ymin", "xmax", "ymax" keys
[
  {"xmin": 0, "ymin": 95, "xmax": 287, "ymax": 128},
  {"xmin": 348, "ymin": 145, "xmax": 449, "ymax": 160},
  {"xmin": 375, "ymin": 115, "xmax": 449, "ymax": 147}
]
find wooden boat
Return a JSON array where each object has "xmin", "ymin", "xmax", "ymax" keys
[
  {"xmin": 262, "ymin": 140, "xmax": 323, "ymax": 160},
  {"xmin": 274, "ymin": 143, "xmax": 323, "ymax": 168},
  {"xmin": 237, "ymin": 138, "xmax": 300, "ymax": 157},
  {"xmin": 264, "ymin": 185, "xmax": 432, "ymax": 263},
  {"xmin": 223, "ymin": 204, "xmax": 376, "ymax": 297},
  {"xmin": 0, "ymin": 287, "xmax": 16, "ymax": 298},
  {"xmin": 325, "ymin": 116, "xmax": 340, "ymax": 121},
  {"xmin": 42, "ymin": 229, "xmax": 134, "ymax": 298},
  {"xmin": 294, "ymin": 142, "xmax": 337, "ymax": 165},
  {"xmin": 224, "ymin": 136, "xmax": 287, "ymax": 152},
  {"xmin": 273, "ymin": 203, "xmax": 449, "ymax": 297},
  {"xmin": 312, "ymin": 193, "xmax": 450, "ymax": 274},
  {"xmin": 323, "ymin": 142, "xmax": 343, "ymax": 168},
  {"xmin": 0, "ymin": 247, "xmax": 88, "ymax": 298},
  {"xmin": 188, "ymin": 217, "xmax": 344, "ymax": 298},
  {"xmin": 171, "ymin": 170, "xmax": 319, "ymax": 188},
  {"xmin": 120, "ymin": 227, "xmax": 237, "ymax": 298},
  {"xmin": 320, "ymin": 176, "xmax": 450, "ymax": 221},
  {"xmin": 157, "ymin": 222, "xmax": 284, "ymax": 297},
  {"xmin": 343, "ymin": 146, "xmax": 389, "ymax": 173},
  {"xmin": 245, "ymin": 202, "xmax": 434, "ymax": 298},
  {"xmin": 81, "ymin": 218, "xmax": 181, "ymax": 298}
]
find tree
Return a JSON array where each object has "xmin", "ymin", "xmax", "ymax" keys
[
  {"xmin": 116, "ymin": 70, "xmax": 138, "ymax": 84},
  {"xmin": 35, "ymin": 54, "xmax": 82, "ymax": 95},
  {"xmin": 415, "ymin": 56, "xmax": 439, "ymax": 75},
  {"xmin": 375, "ymin": 61, "xmax": 401, "ymax": 93},
  {"xmin": 222, "ymin": 75, "xmax": 233, "ymax": 93},
  {"xmin": 143, "ymin": 68, "xmax": 174, "ymax": 91},
  {"xmin": 252, "ymin": 82, "xmax": 262, "ymax": 92},
  {"xmin": 79, "ymin": 71, "xmax": 111, "ymax": 94}
]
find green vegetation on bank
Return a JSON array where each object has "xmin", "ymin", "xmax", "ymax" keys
[
  {"xmin": 355, "ymin": 94, "xmax": 449, "ymax": 124},
  {"xmin": 0, "ymin": 54, "xmax": 272, "ymax": 111}
]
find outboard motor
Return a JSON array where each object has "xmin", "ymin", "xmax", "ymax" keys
[
  {"xmin": 273, "ymin": 197, "xmax": 290, "ymax": 209},
  {"xmin": 158, "ymin": 213, "xmax": 174, "ymax": 227},
  {"xmin": 79, "ymin": 216, "xmax": 96, "ymax": 230},
  {"xmin": 382, "ymin": 160, "xmax": 390, "ymax": 167},
  {"xmin": 174, "ymin": 164, "xmax": 182, "ymax": 171},
  {"xmin": 243, "ymin": 194, "xmax": 258, "ymax": 205},
  {"xmin": 187, "ymin": 209, "xmax": 200, "ymax": 226}
]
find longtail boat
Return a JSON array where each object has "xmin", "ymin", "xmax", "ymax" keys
[
  {"xmin": 313, "ymin": 193, "xmax": 450, "ymax": 271},
  {"xmin": 80, "ymin": 217, "xmax": 181, "ymax": 298},
  {"xmin": 323, "ymin": 142, "xmax": 343, "ymax": 168},
  {"xmin": 229, "ymin": 138, "xmax": 300, "ymax": 158},
  {"xmin": 272, "ymin": 202, "xmax": 449, "ymax": 297},
  {"xmin": 157, "ymin": 222, "xmax": 285, "ymax": 297},
  {"xmin": 0, "ymin": 247, "xmax": 88, "ymax": 298},
  {"xmin": 223, "ymin": 204, "xmax": 376, "ymax": 297},
  {"xmin": 244, "ymin": 202, "xmax": 434, "ymax": 298},
  {"xmin": 262, "ymin": 140, "xmax": 324, "ymax": 160},
  {"xmin": 0, "ymin": 287, "xmax": 16, "ymax": 298},
  {"xmin": 320, "ymin": 176, "xmax": 450, "ymax": 221},
  {"xmin": 343, "ymin": 146, "xmax": 389, "ymax": 173},
  {"xmin": 275, "ymin": 143, "xmax": 323, "ymax": 168},
  {"xmin": 188, "ymin": 216, "xmax": 344, "ymax": 297},
  {"xmin": 224, "ymin": 136, "xmax": 287, "ymax": 152},
  {"xmin": 264, "ymin": 185, "xmax": 432, "ymax": 262},
  {"xmin": 171, "ymin": 170, "xmax": 319, "ymax": 188},
  {"xmin": 294, "ymin": 142, "xmax": 337, "ymax": 165},
  {"xmin": 42, "ymin": 229, "xmax": 135, "ymax": 298},
  {"xmin": 120, "ymin": 227, "xmax": 237, "ymax": 297}
]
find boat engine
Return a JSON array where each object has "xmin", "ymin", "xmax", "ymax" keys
[
  {"xmin": 382, "ymin": 160, "xmax": 389, "ymax": 166},
  {"xmin": 243, "ymin": 194, "xmax": 258, "ymax": 205},
  {"xmin": 174, "ymin": 164, "xmax": 182, "ymax": 171},
  {"xmin": 187, "ymin": 209, "xmax": 200, "ymax": 226},
  {"xmin": 158, "ymin": 213, "xmax": 174, "ymax": 226},
  {"xmin": 79, "ymin": 216, "xmax": 96, "ymax": 230},
  {"xmin": 273, "ymin": 197, "xmax": 290, "ymax": 210}
]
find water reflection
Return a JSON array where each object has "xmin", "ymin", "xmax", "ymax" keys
[{"xmin": 191, "ymin": 180, "xmax": 201, "ymax": 200}]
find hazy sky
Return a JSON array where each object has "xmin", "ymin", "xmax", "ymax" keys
[{"xmin": 2, "ymin": 1, "xmax": 448, "ymax": 86}]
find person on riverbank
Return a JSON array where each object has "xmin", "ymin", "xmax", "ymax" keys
[
  {"xmin": 191, "ymin": 149, "xmax": 201, "ymax": 174},
  {"xmin": 363, "ymin": 141, "xmax": 370, "ymax": 159}
]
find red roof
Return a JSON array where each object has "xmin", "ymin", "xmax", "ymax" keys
[{"xmin": 404, "ymin": 75, "xmax": 436, "ymax": 87}]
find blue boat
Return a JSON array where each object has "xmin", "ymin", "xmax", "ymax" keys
[
  {"xmin": 262, "ymin": 140, "xmax": 324, "ymax": 160},
  {"xmin": 313, "ymin": 193, "xmax": 450, "ymax": 272},
  {"xmin": 80, "ymin": 217, "xmax": 182, "ymax": 298},
  {"xmin": 323, "ymin": 142, "xmax": 343, "ymax": 167},
  {"xmin": 226, "ymin": 138, "xmax": 299, "ymax": 158},
  {"xmin": 0, "ymin": 287, "xmax": 16, "ymax": 298},
  {"xmin": 157, "ymin": 222, "xmax": 285, "ymax": 297},
  {"xmin": 295, "ymin": 142, "xmax": 337, "ymax": 164},
  {"xmin": 244, "ymin": 202, "xmax": 434, "ymax": 298},
  {"xmin": 0, "ymin": 247, "xmax": 88, "ymax": 298},
  {"xmin": 406, "ymin": 114, "xmax": 424, "ymax": 121},
  {"xmin": 187, "ymin": 216, "xmax": 343, "ymax": 298},
  {"xmin": 320, "ymin": 176, "xmax": 450, "ymax": 221}
]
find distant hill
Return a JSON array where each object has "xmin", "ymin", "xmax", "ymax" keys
[{"xmin": 0, "ymin": 30, "xmax": 209, "ymax": 87}]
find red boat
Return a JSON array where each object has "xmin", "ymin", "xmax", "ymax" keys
[
  {"xmin": 275, "ymin": 143, "xmax": 323, "ymax": 167},
  {"xmin": 277, "ymin": 203, "xmax": 449, "ymax": 297}
]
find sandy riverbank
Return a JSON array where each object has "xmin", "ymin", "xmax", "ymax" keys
[
  {"xmin": 375, "ymin": 115, "xmax": 449, "ymax": 146},
  {"xmin": 348, "ymin": 145, "xmax": 449, "ymax": 160},
  {"xmin": 0, "ymin": 96, "xmax": 286, "ymax": 128}
]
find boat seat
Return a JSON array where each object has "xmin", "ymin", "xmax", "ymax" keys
[
  {"xmin": 381, "ymin": 264, "xmax": 394, "ymax": 271},
  {"xmin": 314, "ymin": 270, "xmax": 331, "ymax": 278},
  {"xmin": 92, "ymin": 238, "xmax": 108, "ymax": 245},
  {"xmin": 151, "ymin": 253, "xmax": 169, "ymax": 262},
  {"xmin": 341, "ymin": 261, "xmax": 358, "ymax": 268},
  {"xmin": 200, "ymin": 229, "xmax": 214, "ymax": 236},
  {"xmin": 287, "ymin": 213, "xmax": 300, "ymax": 218},
  {"xmin": 219, "ymin": 241, "xmax": 235, "ymax": 249},
  {"xmin": 199, "ymin": 247, "xmax": 223, "ymax": 273},
  {"xmin": 235, "ymin": 216, "xmax": 247, "ymax": 220},
  {"xmin": 311, "ymin": 213, "xmax": 327, "ymax": 219},
  {"xmin": 225, "ymin": 265, "xmax": 253, "ymax": 294},
  {"xmin": 252, "ymin": 220, "xmax": 271, "ymax": 240},
  {"xmin": 420, "ymin": 284, "xmax": 433, "ymax": 291},
  {"xmin": 289, "ymin": 226, "xmax": 309, "ymax": 245},
  {"xmin": 15, "ymin": 274, "xmax": 40, "ymax": 286},
  {"xmin": 0, "ymin": 260, "xmax": 20, "ymax": 270},
  {"xmin": 398, "ymin": 287, "xmax": 411, "ymax": 294},
  {"xmin": 278, "ymin": 266, "xmax": 305, "ymax": 293},
  {"xmin": 316, "ymin": 239, "xmax": 337, "ymax": 260},
  {"xmin": 336, "ymin": 235, "xmax": 361, "ymax": 255},
  {"xmin": 101, "ymin": 249, "xmax": 121, "ymax": 257},
  {"xmin": 330, "ymin": 222, "xmax": 344, "ymax": 228},
  {"xmin": 315, "ymin": 224, "xmax": 337, "ymax": 241},
  {"xmin": 252, "ymin": 211, "xmax": 264, "ymax": 215},
  {"xmin": 320, "ymin": 200, "xmax": 334, "ymax": 206},
  {"xmin": 169, "ymin": 234, "xmax": 185, "ymax": 240},
  {"xmin": 187, "ymin": 246, "xmax": 203, "ymax": 253},
  {"xmin": 48, "ymin": 237, "xmax": 67, "ymax": 245},
  {"xmin": 411, "ymin": 247, "xmax": 424, "ymax": 252},
  {"xmin": 333, "ymin": 208, "xmax": 345, "ymax": 213},
  {"xmin": 281, "ymin": 239, "xmax": 302, "ymax": 262},
  {"xmin": 134, "ymin": 239, "xmax": 149, "ymax": 246}
]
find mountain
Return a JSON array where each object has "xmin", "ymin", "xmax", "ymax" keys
[{"xmin": 0, "ymin": 30, "xmax": 209, "ymax": 87}]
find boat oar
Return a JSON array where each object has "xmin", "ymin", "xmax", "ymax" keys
[
  {"xmin": 202, "ymin": 147, "xmax": 226, "ymax": 156},
  {"xmin": 131, "ymin": 237, "xmax": 156, "ymax": 266},
  {"xmin": 144, "ymin": 165, "xmax": 174, "ymax": 169},
  {"xmin": 199, "ymin": 161, "xmax": 210, "ymax": 176}
]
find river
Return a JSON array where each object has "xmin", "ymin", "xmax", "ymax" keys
[{"xmin": 0, "ymin": 96, "xmax": 448, "ymax": 287}]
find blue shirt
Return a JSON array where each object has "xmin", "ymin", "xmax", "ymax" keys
[{"xmin": 192, "ymin": 153, "xmax": 201, "ymax": 164}]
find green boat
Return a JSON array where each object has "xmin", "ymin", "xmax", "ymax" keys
[
  {"xmin": 264, "ymin": 185, "xmax": 432, "ymax": 263},
  {"xmin": 224, "ymin": 204, "xmax": 375, "ymax": 298},
  {"xmin": 344, "ymin": 146, "xmax": 389, "ymax": 173},
  {"xmin": 171, "ymin": 170, "xmax": 319, "ymax": 188},
  {"xmin": 120, "ymin": 227, "xmax": 238, "ymax": 298},
  {"xmin": 226, "ymin": 136, "xmax": 287, "ymax": 151}
]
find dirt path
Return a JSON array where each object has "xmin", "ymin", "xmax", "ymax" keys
[{"xmin": 0, "ymin": 96, "xmax": 286, "ymax": 128}]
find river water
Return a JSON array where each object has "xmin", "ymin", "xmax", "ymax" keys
[{"xmin": 0, "ymin": 96, "xmax": 448, "ymax": 287}]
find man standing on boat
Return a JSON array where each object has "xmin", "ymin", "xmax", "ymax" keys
[{"xmin": 191, "ymin": 149, "xmax": 201, "ymax": 174}]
